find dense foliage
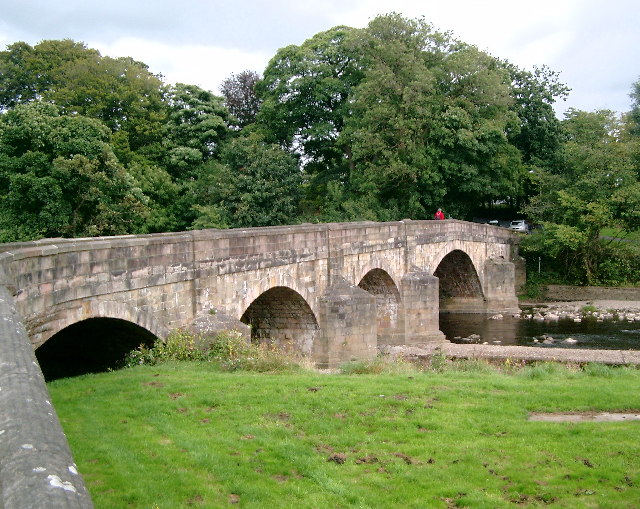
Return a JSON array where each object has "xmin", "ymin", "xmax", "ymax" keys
[
  {"xmin": 0, "ymin": 16, "xmax": 638, "ymax": 285},
  {"xmin": 521, "ymin": 109, "xmax": 640, "ymax": 285}
]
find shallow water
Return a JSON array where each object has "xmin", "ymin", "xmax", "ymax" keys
[{"xmin": 439, "ymin": 314, "xmax": 640, "ymax": 350}]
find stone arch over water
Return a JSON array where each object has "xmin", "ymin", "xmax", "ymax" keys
[
  {"xmin": 240, "ymin": 286, "xmax": 320, "ymax": 356},
  {"xmin": 358, "ymin": 268, "xmax": 402, "ymax": 344},
  {"xmin": 434, "ymin": 249, "xmax": 485, "ymax": 312}
]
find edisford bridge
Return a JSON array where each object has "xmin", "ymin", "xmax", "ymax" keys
[{"xmin": 0, "ymin": 220, "xmax": 522, "ymax": 508}]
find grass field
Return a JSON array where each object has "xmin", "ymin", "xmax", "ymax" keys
[
  {"xmin": 600, "ymin": 227, "xmax": 640, "ymax": 244},
  {"xmin": 49, "ymin": 360, "xmax": 640, "ymax": 508}
]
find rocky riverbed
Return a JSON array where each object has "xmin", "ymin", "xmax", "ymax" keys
[
  {"xmin": 517, "ymin": 300, "xmax": 640, "ymax": 322},
  {"xmin": 381, "ymin": 300, "xmax": 640, "ymax": 366}
]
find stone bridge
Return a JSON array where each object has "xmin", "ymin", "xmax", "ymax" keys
[
  {"xmin": 4, "ymin": 220, "xmax": 520, "ymax": 370},
  {"xmin": 0, "ymin": 219, "xmax": 521, "ymax": 508}
]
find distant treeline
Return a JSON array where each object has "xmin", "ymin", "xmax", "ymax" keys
[{"xmin": 1, "ymin": 14, "xmax": 638, "ymax": 284}]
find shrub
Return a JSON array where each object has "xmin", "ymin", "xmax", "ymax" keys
[
  {"xmin": 124, "ymin": 329, "xmax": 208, "ymax": 367},
  {"xmin": 124, "ymin": 329, "xmax": 302, "ymax": 373}
]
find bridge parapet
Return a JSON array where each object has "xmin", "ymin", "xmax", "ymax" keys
[{"xmin": 0, "ymin": 285, "xmax": 93, "ymax": 508}]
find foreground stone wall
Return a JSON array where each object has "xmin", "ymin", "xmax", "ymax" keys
[{"xmin": 0, "ymin": 286, "xmax": 93, "ymax": 509}]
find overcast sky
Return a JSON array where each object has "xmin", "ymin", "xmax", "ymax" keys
[{"xmin": 1, "ymin": 0, "xmax": 638, "ymax": 117}]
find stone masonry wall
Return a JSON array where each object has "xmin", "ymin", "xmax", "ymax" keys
[
  {"xmin": 0, "ymin": 286, "xmax": 93, "ymax": 509},
  {"xmin": 0, "ymin": 221, "xmax": 520, "ymax": 351}
]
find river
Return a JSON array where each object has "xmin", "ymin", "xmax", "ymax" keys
[{"xmin": 439, "ymin": 313, "xmax": 640, "ymax": 350}]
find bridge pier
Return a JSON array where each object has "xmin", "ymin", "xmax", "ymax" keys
[
  {"xmin": 400, "ymin": 268, "xmax": 446, "ymax": 345},
  {"xmin": 483, "ymin": 258, "xmax": 520, "ymax": 314},
  {"xmin": 316, "ymin": 278, "xmax": 378, "ymax": 368}
]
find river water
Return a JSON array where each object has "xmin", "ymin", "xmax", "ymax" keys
[{"xmin": 439, "ymin": 313, "xmax": 640, "ymax": 350}]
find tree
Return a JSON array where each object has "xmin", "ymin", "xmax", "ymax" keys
[
  {"xmin": 342, "ymin": 15, "xmax": 523, "ymax": 219},
  {"xmin": 0, "ymin": 102, "xmax": 148, "ymax": 241},
  {"xmin": 522, "ymin": 109, "xmax": 639, "ymax": 284},
  {"xmin": 629, "ymin": 77, "xmax": 640, "ymax": 137},
  {"xmin": 257, "ymin": 25, "xmax": 364, "ymax": 204},
  {"xmin": 0, "ymin": 39, "xmax": 99, "ymax": 110},
  {"xmin": 0, "ymin": 39, "xmax": 168, "ymax": 165},
  {"xmin": 505, "ymin": 64, "xmax": 568, "ymax": 168},
  {"xmin": 258, "ymin": 14, "xmax": 532, "ymax": 221},
  {"xmin": 627, "ymin": 77, "xmax": 640, "ymax": 178},
  {"xmin": 190, "ymin": 133, "xmax": 301, "ymax": 229},
  {"xmin": 220, "ymin": 70, "xmax": 262, "ymax": 129},
  {"xmin": 45, "ymin": 53, "xmax": 167, "ymax": 162},
  {"xmin": 162, "ymin": 83, "xmax": 231, "ymax": 177}
]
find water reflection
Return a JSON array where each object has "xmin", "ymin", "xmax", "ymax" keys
[{"xmin": 439, "ymin": 314, "xmax": 640, "ymax": 350}]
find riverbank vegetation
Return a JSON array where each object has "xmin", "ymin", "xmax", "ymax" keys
[
  {"xmin": 1, "ymin": 14, "xmax": 638, "ymax": 286},
  {"xmin": 49, "ymin": 357, "xmax": 640, "ymax": 508}
]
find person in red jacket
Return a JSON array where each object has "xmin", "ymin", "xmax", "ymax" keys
[{"xmin": 434, "ymin": 208, "xmax": 445, "ymax": 220}]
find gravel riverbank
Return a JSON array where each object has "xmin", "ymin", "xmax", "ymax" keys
[{"xmin": 518, "ymin": 300, "xmax": 640, "ymax": 323}]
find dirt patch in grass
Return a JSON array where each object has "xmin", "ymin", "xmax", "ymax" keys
[{"xmin": 529, "ymin": 412, "xmax": 640, "ymax": 422}]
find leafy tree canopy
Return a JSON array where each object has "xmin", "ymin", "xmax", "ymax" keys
[
  {"xmin": 522, "ymin": 109, "xmax": 639, "ymax": 284},
  {"xmin": 162, "ymin": 83, "xmax": 231, "ymax": 177},
  {"xmin": 220, "ymin": 70, "xmax": 262, "ymax": 129},
  {"xmin": 190, "ymin": 133, "xmax": 302, "ymax": 229},
  {"xmin": 257, "ymin": 13, "xmax": 537, "ymax": 220},
  {"xmin": 0, "ymin": 102, "xmax": 148, "ymax": 241}
]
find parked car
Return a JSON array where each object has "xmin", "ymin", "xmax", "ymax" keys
[{"xmin": 509, "ymin": 219, "xmax": 530, "ymax": 233}]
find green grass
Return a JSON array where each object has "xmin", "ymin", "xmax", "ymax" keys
[
  {"xmin": 49, "ymin": 361, "xmax": 640, "ymax": 508},
  {"xmin": 600, "ymin": 227, "xmax": 640, "ymax": 244}
]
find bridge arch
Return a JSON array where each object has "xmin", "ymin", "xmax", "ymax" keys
[
  {"xmin": 240, "ymin": 286, "xmax": 320, "ymax": 356},
  {"xmin": 35, "ymin": 316, "xmax": 158, "ymax": 381},
  {"xmin": 29, "ymin": 300, "xmax": 168, "ymax": 349},
  {"xmin": 434, "ymin": 249, "xmax": 485, "ymax": 312},
  {"xmin": 357, "ymin": 268, "xmax": 401, "ymax": 344},
  {"xmin": 350, "ymin": 257, "xmax": 402, "ymax": 292},
  {"xmin": 234, "ymin": 271, "xmax": 319, "ymax": 319}
]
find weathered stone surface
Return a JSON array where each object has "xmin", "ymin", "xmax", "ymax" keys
[
  {"xmin": 317, "ymin": 277, "xmax": 378, "ymax": 368},
  {"xmin": 542, "ymin": 285, "xmax": 640, "ymax": 301},
  {"xmin": 1, "ymin": 220, "xmax": 521, "ymax": 364},
  {"xmin": 0, "ymin": 286, "xmax": 93, "ymax": 508},
  {"xmin": 400, "ymin": 268, "xmax": 446, "ymax": 345},
  {"xmin": 190, "ymin": 309, "xmax": 251, "ymax": 349}
]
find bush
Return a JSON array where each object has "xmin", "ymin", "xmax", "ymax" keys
[
  {"xmin": 124, "ymin": 330, "xmax": 208, "ymax": 367},
  {"xmin": 594, "ymin": 247, "xmax": 640, "ymax": 286},
  {"xmin": 124, "ymin": 329, "xmax": 302, "ymax": 373},
  {"xmin": 521, "ymin": 233, "xmax": 640, "ymax": 287}
]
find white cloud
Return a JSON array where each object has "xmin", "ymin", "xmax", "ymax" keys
[
  {"xmin": 91, "ymin": 37, "xmax": 272, "ymax": 94},
  {"xmin": 2, "ymin": 0, "xmax": 638, "ymax": 114}
]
